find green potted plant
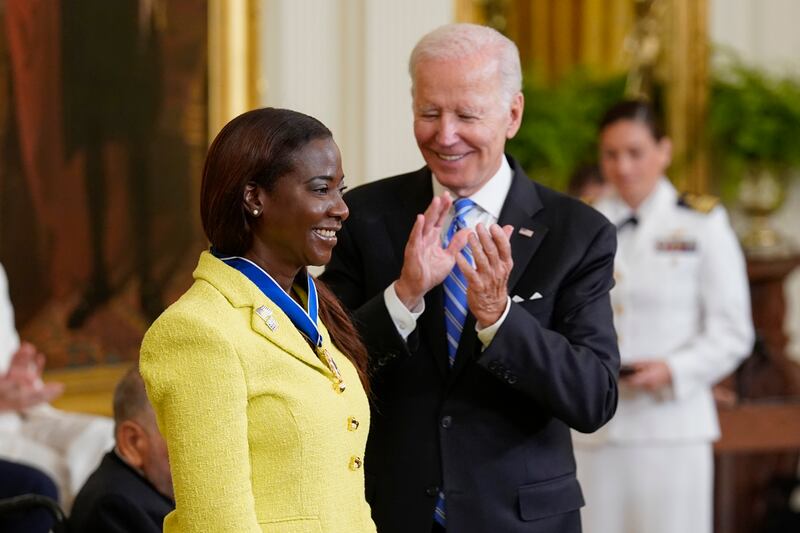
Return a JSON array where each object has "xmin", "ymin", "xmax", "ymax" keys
[
  {"xmin": 708, "ymin": 58, "xmax": 800, "ymax": 251},
  {"xmin": 507, "ymin": 71, "xmax": 626, "ymax": 192}
]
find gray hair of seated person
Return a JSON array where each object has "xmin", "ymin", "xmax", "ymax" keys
[
  {"xmin": 113, "ymin": 365, "xmax": 152, "ymax": 429},
  {"xmin": 409, "ymin": 23, "xmax": 522, "ymax": 108}
]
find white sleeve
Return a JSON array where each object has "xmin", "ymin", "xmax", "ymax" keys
[
  {"xmin": 476, "ymin": 296, "xmax": 511, "ymax": 348},
  {"xmin": 0, "ymin": 263, "xmax": 21, "ymax": 374},
  {"xmin": 383, "ymin": 282, "xmax": 425, "ymax": 340},
  {"xmin": 666, "ymin": 207, "xmax": 754, "ymax": 400}
]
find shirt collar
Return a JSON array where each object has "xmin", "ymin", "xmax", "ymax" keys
[
  {"xmin": 636, "ymin": 177, "xmax": 676, "ymax": 221},
  {"xmin": 601, "ymin": 176, "xmax": 675, "ymax": 225},
  {"xmin": 431, "ymin": 155, "xmax": 512, "ymax": 219}
]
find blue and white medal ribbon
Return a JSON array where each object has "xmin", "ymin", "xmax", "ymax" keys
[{"xmin": 213, "ymin": 250, "xmax": 346, "ymax": 393}]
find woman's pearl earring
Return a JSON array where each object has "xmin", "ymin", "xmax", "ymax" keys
[{"xmin": 252, "ymin": 209, "xmax": 259, "ymax": 216}]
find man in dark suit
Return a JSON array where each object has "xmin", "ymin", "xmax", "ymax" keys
[
  {"xmin": 69, "ymin": 366, "xmax": 173, "ymax": 532},
  {"xmin": 321, "ymin": 23, "xmax": 620, "ymax": 533}
]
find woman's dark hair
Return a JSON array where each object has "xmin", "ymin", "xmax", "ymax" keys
[
  {"xmin": 599, "ymin": 99, "xmax": 665, "ymax": 140},
  {"xmin": 201, "ymin": 107, "xmax": 332, "ymax": 255},
  {"xmin": 200, "ymin": 107, "xmax": 369, "ymax": 392},
  {"xmin": 316, "ymin": 279, "xmax": 370, "ymax": 394}
]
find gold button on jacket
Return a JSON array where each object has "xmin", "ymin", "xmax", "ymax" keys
[{"xmin": 349, "ymin": 456, "xmax": 363, "ymax": 470}]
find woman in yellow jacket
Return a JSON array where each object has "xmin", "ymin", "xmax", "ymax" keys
[{"xmin": 139, "ymin": 108, "xmax": 376, "ymax": 532}]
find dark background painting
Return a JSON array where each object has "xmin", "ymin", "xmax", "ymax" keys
[{"xmin": 0, "ymin": 0, "xmax": 207, "ymax": 368}]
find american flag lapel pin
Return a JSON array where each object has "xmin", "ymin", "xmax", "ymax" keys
[{"xmin": 518, "ymin": 227, "xmax": 534, "ymax": 238}]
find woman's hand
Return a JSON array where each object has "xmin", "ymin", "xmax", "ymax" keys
[{"xmin": 621, "ymin": 360, "xmax": 672, "ymax": 391}]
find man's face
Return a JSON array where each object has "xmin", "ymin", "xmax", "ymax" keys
[{"xmin": 412, "ymin": 53, "xmax": 523, "ymax": 197}]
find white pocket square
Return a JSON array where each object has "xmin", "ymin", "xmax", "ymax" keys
[
  {"xmin": 512, "ymin": 295, "xmax": 525, "ymax": 303},
  {"xmin": 529, "ymin": 292, "xmax": 543, "ymax": 300}
]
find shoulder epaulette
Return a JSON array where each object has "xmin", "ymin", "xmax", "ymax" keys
[{"xmin": 677, "ymin": 192, "xmax": 719, "ymax": 214}]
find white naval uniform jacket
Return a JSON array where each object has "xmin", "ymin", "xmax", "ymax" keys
[{"xmin": 574, "ymin": 178, "xmax": 754, "ymax": 445}]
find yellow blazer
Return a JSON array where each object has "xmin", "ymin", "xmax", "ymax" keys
[{"xmin": 140, "ymin": 252, "xmax": 375, "ymax": 533}]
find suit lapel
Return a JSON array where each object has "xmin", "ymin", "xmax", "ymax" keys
[
  {"xmin": 422, "ymin": 285, "xmax": 449, "ymax": 378},
  {"xmin": 498, "ymin": 160, "xmax": 548, "ymax": 292},
  {"xmin": 448, "ymin": 313, "xmax": 478, "ymax": 381},
  {"xmin": 193, "ymin": 252, "xmax": 327, "ymax": 373},
  {"xmin": 448, "ymin": 158, "xmax": 548, "ymax": 382},
  {"xmin": 384, "ymin": 167, "xmax": 435, "ymax": 264},
  {"xmin": 248, "ymin": 305, "xmax": 328, "ymax": 373}
]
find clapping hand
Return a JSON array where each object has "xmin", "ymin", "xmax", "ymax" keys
[
  {"xmin": 395, "ymin": 192, "xmax": 471, "ymax": 310},
  {"xmin": 457, "ymin": 223, "xmax": 514, "ymax": 328},
  {"xmin": 6, "ymin": 342, "xmax": 46, "ymax": 387},
  {"xmin": 0, "ymin": 342, "xmax": 64, "ymax": 411}
]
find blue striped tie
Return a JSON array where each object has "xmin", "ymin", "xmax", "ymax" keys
[
  {"xmin": 443, "ymin": 198, "xmax": 475, "ymax": 367},
  {"xmin": 434, "ymin": 198, "xmax": 474, "ymax": 529}
]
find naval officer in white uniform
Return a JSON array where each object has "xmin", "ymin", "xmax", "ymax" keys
[{"xmin": 573, "ymin": 100, "xmax": 754, "ymax": 533}]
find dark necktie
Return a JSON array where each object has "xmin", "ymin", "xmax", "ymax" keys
[{"xmin": 616, "ymin": 214, "xmax": 639, "ymax": 232}]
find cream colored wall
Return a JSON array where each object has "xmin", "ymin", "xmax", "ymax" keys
[
  {"xmin": 710, "ymin": 0, "xmax": 800, "ymax": 362},
  {"xmin": 258, "ymin": 0, "xmax": 453, "ymax": 187},
  {"xmin": 711, "ymin": 0, "xmax": 800, "ymax": 73}
]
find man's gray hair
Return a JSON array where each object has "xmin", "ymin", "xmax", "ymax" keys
[
  {"xmin": 409, "ymin": 23, "xmax": 522, "ymax": 106},
  {"xmin": 113, "ymin": 365, "xmax": 152, "ymax": 428}
]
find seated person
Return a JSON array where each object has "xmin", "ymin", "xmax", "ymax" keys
[
  {"xmin": 0, "ymin": 262, "xmax": 114, "ymax": 510},
  {"xmin": 69, "ymin": 365, "xmax": 173, "ymax": 532},
  {"xmin": 0, "ymin": 458, "xmax": 58, "ymax": 533}
]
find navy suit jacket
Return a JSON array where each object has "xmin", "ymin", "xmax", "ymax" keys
[
  {"xmin": 69, "ymin": 451, "xmax": 174, "ymax": 533},
  {"xmin": 322, "ymin": 156, "xmax": 620, "ymax": 533}
]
